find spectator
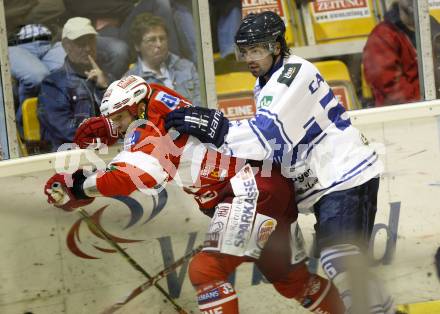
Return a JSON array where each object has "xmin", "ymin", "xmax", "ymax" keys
[
  {"xmin": 38, "ymin": 17, "xmax": 109, "ymax": 151},
  {"xmin": 363, "ymin": 0, "xmax": 440, "ymax": 106},
  {"xmin": 4, "ymin": 0, "xmax": 38, "ymax": 36},
  {"xmin": 5, "ymin": 0, "xmax": 130, "ymax": 136},
  {"xmin": 165, "ymin": 0, "xmax": 197, "ymax": 64},
  {"xmin": 63, "ymin": 0, "xmax": 132, "ymax": 78},
  {"xmin": 209, "ymin": 0, "xmax": 242, "ymax": 59},
  {"xmin": 9, "ymin": 24, "xmax": 66, "ymax": 132},
  {"xmin": 5, "ymin": 0, "xmax": 67, "ymax": 134},
  {"xmin": 122, "ymin": 0, "xmax": 195, "ymax": 62},
  {"xmin": 126, "ymin": 13, "xmax": 200, "ymax": 106},
  {"xmin": 63, "ymin": 0, "xmax": 196, "ymax": 64},
  {"xmin": 209, "ymin": 0, "xmax": 246, "ymax": 74}
]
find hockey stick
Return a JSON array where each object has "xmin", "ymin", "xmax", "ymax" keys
[
  {"xmin": 101, "ymin": 244, "xmax": 204, "ymax": 314},
  {"xmin": 77, "ymin": 207, "xmax": 188, "ymax": 314}
]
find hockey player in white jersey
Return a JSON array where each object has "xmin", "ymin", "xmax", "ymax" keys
[{"xmin": 165, "ymin": 11, "xmax": 394, "ymax": 314}]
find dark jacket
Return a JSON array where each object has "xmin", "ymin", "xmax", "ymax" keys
[
  {"xmin": 38, "ymin": 59, "xmax": 104, "ymax": 150},
  {"xmin": 126, "ymin": 52, "xmax": 201, "ymax": 106},
  {"xmin": 63, "ymin": 0, "xmax": 135, "ymax": 21},
  {"xmin": 5, "ymin": 0, "xmax": 66, "ymax": 40},
  {"xmin": 363, "ymin": 3, "xmax": 440, "ymax": 106},
  {"xmin": 4, "ymin": 0, "xmax": 38, "ymax": 37}
]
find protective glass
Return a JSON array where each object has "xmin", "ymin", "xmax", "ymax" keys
[{"xmin": 234, "ymin": 42, "xmax": 275, "ymax": 62}]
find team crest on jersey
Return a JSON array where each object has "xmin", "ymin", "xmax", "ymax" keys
[
  {"xmin": 258, "ymin": 95, "xmax": 273, "ymax": 109},
  {"xmin": 155, "ymin": 91, "xmax": 180, "ymax": 110},
  {"xmin": 124, "ymin": 130, "xmax": 141, "ymax": 150},
  {"xmin": 277, "ymin": 63, "xmax": 301, "ymax": 87}
]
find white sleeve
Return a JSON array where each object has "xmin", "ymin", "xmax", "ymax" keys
[
  {"xmin": 219, "ymin": 61, "xmax": 317, "ymax": 162},
  {"xmin": 109, "ymin": 150, "xmax": 169, "ymax": 185}
]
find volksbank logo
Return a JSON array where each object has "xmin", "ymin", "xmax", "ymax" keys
[{"xmin": 259, "ymin": 96, "xmax": 273, "ymax": 108}]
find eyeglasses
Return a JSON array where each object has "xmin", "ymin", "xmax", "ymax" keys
[
  {"xmin": 141, "ymin": 35, "xmax": 167, "ymax": 46},
  {"xmin": 71, "ymin": 35, "xmax": 96, "ymax": 48},
  {"xmin": 235, "ymin": 42, "xmax": 276, "ymax": 62}
]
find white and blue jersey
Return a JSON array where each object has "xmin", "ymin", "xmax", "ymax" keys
[{"xmin": 219, "ymin": 55, "xmax": 382, "ymax": 212}]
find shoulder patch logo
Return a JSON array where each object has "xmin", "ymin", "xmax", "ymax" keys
[
  {"xmin": 258, "ymin": 95, "xmax": 273, "ymax": 109},
  {"xmin": 155, "ymin": 91, "xmax": 180, "ymax": 110},
  {"xmin": 277, "ymin": 63, "xmax": 301, "ymax": 87}
]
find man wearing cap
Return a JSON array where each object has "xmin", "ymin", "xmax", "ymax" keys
[{"xmin": 38, "ymin": 17, "xmax": 110, "ymax": 151}]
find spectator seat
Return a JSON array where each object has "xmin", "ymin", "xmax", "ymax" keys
[
  {"xmin": 313, "ymin": 60, "xmax": 361, "ymax": 110},
  {"xmin": 22, "ymin": 97, "xmax": 41, "ymax": 142},
  {"xmin": 215, "ymin": 71, "xmax": 256, "ymax": 120}
]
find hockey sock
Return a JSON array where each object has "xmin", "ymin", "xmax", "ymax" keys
[
  {"xmin": 272, "ymin": 262, "xmax": 345, "ymax": 313},
  {"xmin": 195, "ymin": 281, "xmax": 239, "ymax": 314},
  {"xmin": 320, "ymin": 244, "xmax": 360, "ymax": 311},
  {"xmin": 320, "ymin": 244, "xmax": 395, "ymax": 314},
  {"xmin": 303, "ymin": 276, "xmax": 345, "ymax": 314}
]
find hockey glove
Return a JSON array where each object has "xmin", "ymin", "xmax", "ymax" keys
[
  {"xmin": 74, "ymin": 116, "xmax": 119, "ymax": 149},
  {"xmin": 44, "ymin": 170, "xmax": 94, "ymax": 211},
  {"xmin": 165, "ymin": 107, "xmax": 229, "ymax": 147}
]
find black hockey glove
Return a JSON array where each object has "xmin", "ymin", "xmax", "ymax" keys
[{"xmin": 165, "ymin": 107, "xmax": 229, "ymax": 147}]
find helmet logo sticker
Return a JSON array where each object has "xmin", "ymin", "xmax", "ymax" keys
[
  {"xmin": 117, "ymin": 75, "xmax": 137, "ymax": 89},
  {"xmin": 134, "ymin": 88, "xmax": 145, "ymax": 98},
  {"xmin": 112, "ymin": 97, "xmax": 130, "ymax": 111}
]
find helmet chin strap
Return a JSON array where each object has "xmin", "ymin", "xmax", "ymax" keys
[
  {"xmin": 137, "ymin": 88, "xmax": 156, "ymax": 121},
  {"xmin": 268, "ymin": 54, "xmax": 277, "ymax": 76}
]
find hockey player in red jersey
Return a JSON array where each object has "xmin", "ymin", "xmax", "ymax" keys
[{"xmin": 44, "ymin": 75, "xmax": 343, "ymax": 313}]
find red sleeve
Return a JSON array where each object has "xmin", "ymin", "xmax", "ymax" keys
[
  {"xmin": 148, "ymin": 83, "xmax": 193, "ymax": 114},
  {"xmin": 363, "ymin": 23, "xmax": 420, "ymax": 105},
  {"xmin": 95, "ymin": 162, "xmax": 159, "ymax": 197}
]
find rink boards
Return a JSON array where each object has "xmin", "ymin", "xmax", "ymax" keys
[{"xmin": 0, "ymin": 102, "xmax": 439, "ymax": 313}]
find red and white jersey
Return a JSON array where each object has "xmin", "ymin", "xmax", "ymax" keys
[{"xmin": 95, "ymin": 84, "xmax": 245, "ymax": 211}]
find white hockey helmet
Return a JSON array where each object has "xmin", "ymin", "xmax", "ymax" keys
[{"xmin": 100, "ymin": 75, "xmax": 152, "ymax": 117}]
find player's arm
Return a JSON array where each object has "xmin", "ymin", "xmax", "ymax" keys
[
  {"xmin": 44, "ymin": 151, "xmax": 168, "ymax": 211},
  {"xmin": 165, "ymin": 63, "xmax": 313, "ymax": 161}
]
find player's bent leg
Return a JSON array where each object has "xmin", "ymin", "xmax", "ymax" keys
[
  {"xmin": 255, "ymin": 212, "xmax": 344, "ymax": 313},
  {"xmin": 189, "ymin": 251, "xmax": 243, "ymax": 314},
  {"xmin": 271, "ymin": 262, "xmax": 345, "ymax": 314},
  {"xmin": 188, "ymin": 164, "xmax": 302, "ymax": 313},
  {"xmin": 320, "ymin": 244, "xmax": 363, "ymax": 312},
  {"xmin": 315, "ymin": 178, "xmax": 394, "ymax": 313},
  {"xmin": 194, "ymin": 281, "xmax": 238, "ymax": 314},
  {"xmin": 320, "ymin": 244, "xmax": 394, "ymax": 314}
]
